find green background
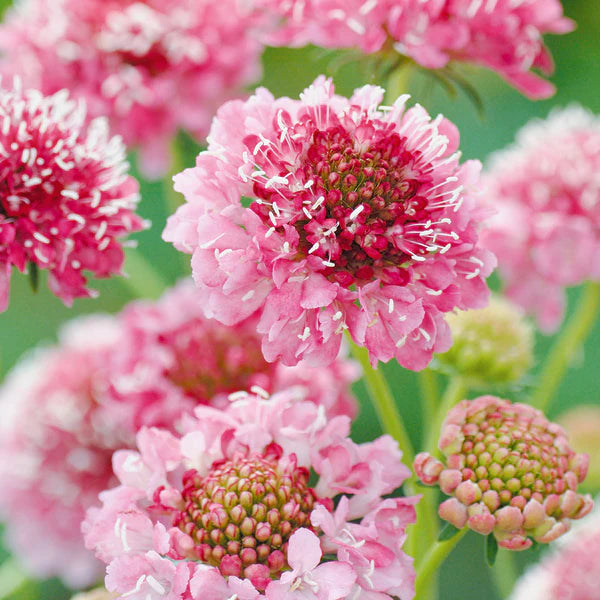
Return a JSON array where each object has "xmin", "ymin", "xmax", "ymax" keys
[{"xmin": 0, "ymin": 0, "xmax": 599, "ymax": 598}]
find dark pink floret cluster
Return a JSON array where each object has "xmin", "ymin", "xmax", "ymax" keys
[
  {"xmin": 255, "ymin": 0, "xmax": 573, "ymax": 98},
  {"xmin": 164, "ymin": 77, "xmax": 495, "ymax": 370},
  {"xmin": 0, "ymin": 82, "xmax": 143, "ymax": 311},
  {"xmin": 0, "ymin": 0, "xmax": 263, "ymax": 176}
]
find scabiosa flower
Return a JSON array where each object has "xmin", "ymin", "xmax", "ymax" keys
[
  {"xmin": 254, "ymin": 0, "xmax": 573, "ymax": 98},
  {"xmin": 83, "ymin": 388, "xmax": 418, "ymax": 599},
  {"xmin": 436, "ymin": 296, "xmax": 534, "ymax": 386},
  {"xmin": 510, "ymin": 501, "xmax": 600, "ymax": 600},
  {"xmin": 0, "ymin": 316, "xmax": 125, "ymax": 587},
  {"xmin": 0, "ymin": 0, "xmax": 263, "ymax": 177},
  {"xmin": 481, "ymin": 106, "xmax": 600, "ymax": 332},
  {"xmin": 0, "ymin": 283, "xmax": 358, "ymax": 586},
  {"xmin": 163, "ymin": 77, "xmax": 495, "ymax": 370},
  {"xmin": 414, "ymin": 396, "xmax": 593, "ymax": 550},
  {"xmin": 109, "ymin": 279, "xmax": 360, "ymax": 423},
  {"xmin": 0, "ymin": 81, "xmax": 143, "ymax": 311}
]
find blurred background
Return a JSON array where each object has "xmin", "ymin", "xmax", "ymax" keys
[{"xmin": 0, "ymin": 0, "xmax": 598, "ymax": 598}]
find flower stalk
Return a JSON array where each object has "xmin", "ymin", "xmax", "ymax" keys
[{"xmin": 531, "ymin": 281, "xmax": 600, "ymax": 413}]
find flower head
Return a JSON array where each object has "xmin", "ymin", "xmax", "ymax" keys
[
  {"xmin": 164, "ymin": 77, "xmax": 495, "ymax": 370},
  {"xmin": 414, "ymin": 396, "xmax": 593, "ymax": 550},
  {"xmin": 0, "ymin": 282, "xmax": 358, "ymax": 587},
  {"xmin": 83, "ymin": 389, "xmax": 418, "ymax": 599},
  {"xmin": 0, "ymin": 0, "xmax": 263, "ymax": 176},
  {"xmin": 0, "ymin": 81, "xmax": 143, "ymax": 311},
  {"xmin": 436, "ymin": 296, "xmax": 534, "ymax": 385},
  {"xmin": 255, "ymin": 0, "xmax": 573, "ymax": 98},
  {"xmin": 510, "ymin": 501, "xmax": 600, "ymax": 600},
  {"xmin": 481, "ymin": 105, "xmax": 600, "ymax": 332}
]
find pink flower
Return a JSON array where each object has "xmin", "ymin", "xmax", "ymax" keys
[
  {"xmin": 254, "ymin": 0, "xmax": 573, "ymax": 98},
  {"xmin": 0, "ymin": 282, "xmax": 358, "ymax": 587},
  {"xmin": 414, "ymin": 396, "xmax": 593, "ymax": 550},
  {"xmin": 164, "ymin": 77, "xmax": 495, "ymax": 370},
  {"xmin": 0, "ymin": 317, "xmax": 124, "ymax": 587},
  {"xmin": 0, "ymin": 81, "xmax": 144, "ymax": 311},
  {"xmin": 510, "ymin": 502, "xmax": 600, "ymax": 600},
  {"xmin": 481, "ymin": 106, "xmax": 600, "ymax": 332},
  {"xmin": 84, "ymin": 388, "xmax": 417, "ymax": 599},
  {"xmin": 0, "ymin": 0, "xmax": 263, "ymax": 177}
]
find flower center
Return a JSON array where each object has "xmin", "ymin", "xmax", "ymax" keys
[
  {"xmin": 169, "ymin": 445, "xmax": 318, "ymax": 579},
  {"xmin": 163, "ymin": 321, "xmax": 275, "ymax": 402},
  {"xmin": 251, "ymin": 125, "xmax": 435, "ymax": 288}
]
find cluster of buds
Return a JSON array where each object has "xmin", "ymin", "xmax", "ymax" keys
[
  {"xmin": 415, "ymin": 396, "xmax": 593, "ymax": 550},
  {"xmin": 436, "ymin": 297, "xmax": 534, "ymax": 386},
  {"xmin": 162, "ymin": 443, "xmax": 321, "ymax": 583}
]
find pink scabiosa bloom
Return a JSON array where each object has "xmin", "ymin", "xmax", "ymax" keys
[
  {"xmin": 0, "ymin": 0, "xmax": 263, "ymax": 177},
  {"xmin": 255, "ymin": 0, "xmax": 573, "ymax": 98},
  {"xmin": 0, "ymin": 81, "xmax": 143, "ymax": 311},
  {"xmin": 0, "ymin": 317, "xmax": 125, "ymax": 587},
  {"xmin": 481, "ymin": 105, "xmax": 600, "ymax": 332},
  {"xmin": 83, "ymin": 389, "xmax": 418, "ymax": 599},
  {"xmin": 163, "ymin": 77, "xmax": 495, "ymax": 370},
  {"xmin": 414, "ymin": 396, "xmax": 593, "ymax": 550},
  {"xmin": 0, "ymin": 283, "xmax": 358, "ymax": 587},
  {"xmin": 510, "ymin": 500, "xmax": 600, "ymax": 600},
  {"xmin": 108, "ymin": 279, "xmax": 360, "ymax": 423}
]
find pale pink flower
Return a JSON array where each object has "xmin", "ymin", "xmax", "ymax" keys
[
  {"xmin": 108, "ymin": 280, "xmax": 360, "ymax": 424},
  {"xmin": 481, "ymin": 106, "xmax": 600, "ymax": 332},
  {"xmin": 0, "ymin": 317, "xmax": 125, "ymax": 587},
  {"xmin": 83, "ymin": 389, "xmax": 418, "ymax": 599},
  {"xmin": 0, "ymin": 0, "xmax": 263, "ymax": 177},
  {"xmin": 0, "ymin": 282, "xmax": 358, "ymax": 587},
  {"xmin": 414, "ymin": 396, "xmax": 593, "ymax": 550},
  {"xmin": 0, "ymin": 81, "xmax": 144, "ymax": 311},
  {"xmin": 164, "ymin": 77, "xmax": 495, "ymax": 370},
  {"xmin": 254, "ymin": 0, "xmax": 573, "ymax": 98},
  {"xmin": 510, "ymin": 501, "xmax": 600, "ymax": 600}
]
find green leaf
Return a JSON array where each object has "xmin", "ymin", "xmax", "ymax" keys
[
  {"xmin": 486, "ymin": 534, "xmax": 498, "ymax": 567},
  {"xmin": 28, "ymin": 262, "xmax": 39, "ymax": 293},
  {"xmin": 438, "ymin": 522, "xmax": 461, "ymax": 542},
  {"xmin": 529, "ymin": 539, "xmax": 540, "ymax": 553}
]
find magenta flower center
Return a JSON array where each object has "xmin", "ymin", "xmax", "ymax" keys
[
  {"xmin": 163, "ymin": 321, "xmax": 275, "ymax": 401},
  {"xmin": 169, "ymin": 447, "xmax": 317, "ymax": 578},
  {"xmin": 251, "ymin": 125, "xmax": 435, "ymax": 288}
]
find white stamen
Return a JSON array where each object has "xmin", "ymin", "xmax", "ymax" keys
[
  {"xmin": 228, "ymin": 391, "xmax": 249, "ymax": 402},
  {"xmin": 146, "ymin": 576, "xmax": 166, "ymax": 595},
  {"xmin": 199, "ymin": 232, "xmax": 225, "ymax": 250},
  {"xmin": 308, "ymin": 242, "xmax": 320, "ymax": 254},
  {"xmin": 250, "ymin": 385, "xmax": 269, "ymax": 399},
  {"xmin": 349, "ymin": 205, "xmax": 365, "ymax": 220},
  {"xmin": 332, "ymin": 311, "xmax": 343, "ymax": 321},
  {"xmin": 33, "ymin": 232, "xmax": 50, "ymax": 244},
  {"xmin": 388, "ymin": 298, "xmax": 395, "ymax": 314},
  {"xmin": 298, "ymin": 326, "xmax": 311, "ymax": 341},
  {"xmin": 241, "ymin": 290, "xmax": 255, "ymax": 301}
]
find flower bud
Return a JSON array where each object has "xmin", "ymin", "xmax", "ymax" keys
[
  {"xmin": 414, "ymin": 396, "xmax": 593, "ymax": 550},
  {"xmin": 436, "ymin": 297, "xmax": 534, "ymax": 385}
]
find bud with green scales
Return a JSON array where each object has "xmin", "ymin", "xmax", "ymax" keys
[
  {"xmin": 436, "ymin": 297, "xmax": 534, "ymax": 386},
  {"xmin": 415, "ymin": 396, "xmax": 593, "ymax": 550}
]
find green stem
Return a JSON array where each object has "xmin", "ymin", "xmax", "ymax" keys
[
  {"xmin": 120, "ymin": 248, "xmax": 167, "ymax": 300},
  {"xmin": 424, "ymin": 376, "xmax": 468, "ymax": 457},
  {"xmin": 418, "ymin": 368, "xmax": 440, "ymax": 427},
  {"xmin": 384, "ymin": 63, "xmax": 411, "ymax": 104},
  {"xmin": 164, "ymin": 131, "xmax": 190, "ymax": 218},
  {"xmin": 346, "ymin": 335, "xmax": 415, "ymax": 483},
  {"xmin": 491, "ymin": 550, "xmax": 519, "ymax": 600},
  {"xmin": 0, "ymin": 558, "xmax": 30, "ymax": 598},
  {"xmin": 531, "ymin": 281, "xmax": 600, "ymax": 413},
  {"xmin": 414, "ymin": 528, "xmax": 468, "ymax": 598}
]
